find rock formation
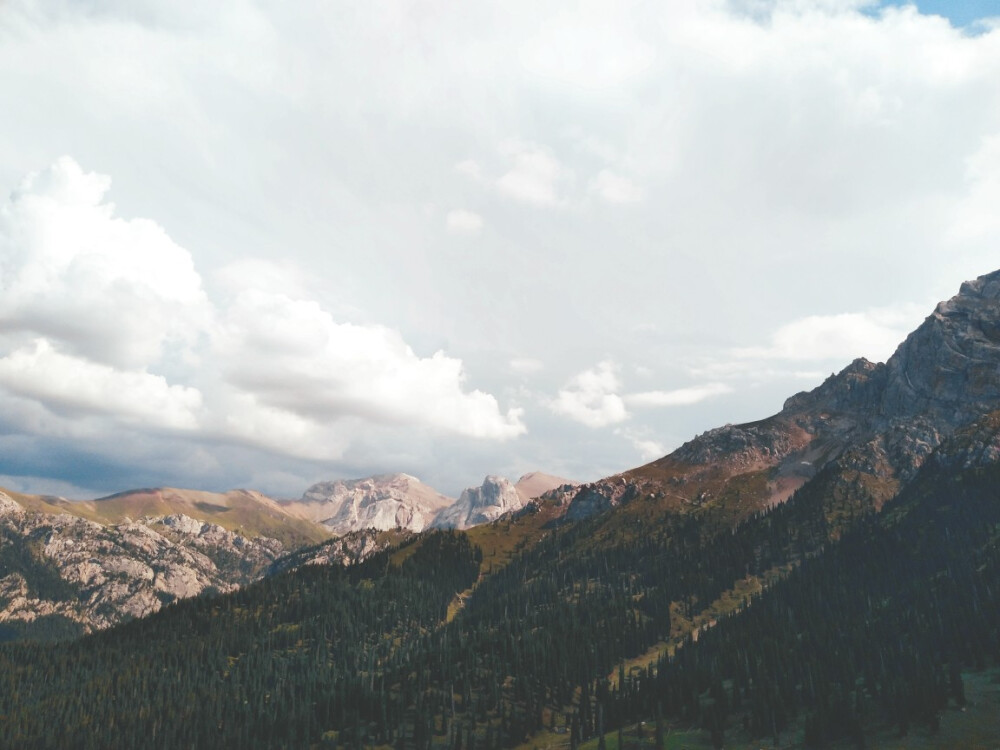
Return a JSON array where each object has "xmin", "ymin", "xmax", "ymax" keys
[
  {"xmin": 432, "ymin": 475, "xmax": 525, "ymax": 530},
  {"xmin": 284, "ymin": 474, "xmax": 453, "ymax": 535},
  {"xmin": 0, "ymin": 491, "xmax": 285, "ymax": 636}
]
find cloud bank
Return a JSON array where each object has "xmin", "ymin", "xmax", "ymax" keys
[{"xmin": 0, "ymin": 158, "xmax": 525, "ymax": 489}]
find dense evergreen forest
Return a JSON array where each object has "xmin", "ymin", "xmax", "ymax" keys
[{"xmin": 1, "ymin": 447, "xmax": 998, "ymax": 748}]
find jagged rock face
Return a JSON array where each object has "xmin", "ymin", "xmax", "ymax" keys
[
  {"xmin": 672, "ymin": 419, "xmax": 809, "ymax": 470},
  {"xmin": 0, "ymin": 493, "xmax": 283, "ymax": 635},
  {"xmin": 288, "ymin": 474, "xmax": 453, "ymax": 535},
  {"xmin": 432, "ymin": 476, "xmax": 524, "ymax": 530},
  {"xmin": 880, "ymin": 270, "xmax": 1000, "ymax": 426},
  {"xmin": 923, "ymin": 410, "xmax": 1000, "ymax": 472},
  {"xmin": 564, "ymin": 479, "xmax": 637, "ymax": 522},
  {"xmin": 567, "ymin": 268, "xmax": 1000, "ymax": 523}
]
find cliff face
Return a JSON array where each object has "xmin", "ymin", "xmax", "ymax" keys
[
  {"xmin": 0, "ymin": 492, "xmax": 284, "ymax": 636},
  {"xmin": 880, "ymin": 269, "xmax": 1000, "ymax": 426},
  {"xmin": 566, "ymin": 269, "xmax": 1000, "ymax": 526},
  {"xmin": 285, "ymin": 474, "xmax": 453, "ymax": 535},
  {"xmin": 432, "ymin": 476, "xmax": 525, "ymax": 530}
]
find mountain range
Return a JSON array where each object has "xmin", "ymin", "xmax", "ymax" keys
[
  {"xmin": 3, "ymin": 269, "xmax": 1000, "ymax": 748},
  {"xmin": 0, "ymin": 471, "xmax": 575, "ymax": 636}
]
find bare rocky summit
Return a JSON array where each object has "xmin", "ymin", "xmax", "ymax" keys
[
  {"xmin": 432, "ymin": 475, "xmax": 525, "ymax": 530},
  {"xmin": 284, "ymin": 473, "xmax": 453, "ymax": 535}
]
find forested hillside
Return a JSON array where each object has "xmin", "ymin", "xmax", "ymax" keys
[{"xmin": 2, "ymin": 412, "xmax": 998, "ymax": 748}]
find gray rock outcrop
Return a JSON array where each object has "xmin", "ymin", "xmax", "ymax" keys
[
  {"xmin": 285, "ymin": 474, "xmax": 453, "ymax": 535},
  {"xmin": 432, "ymin": 475, "xmax": 525, "ymax": 530},
  {"xmin": 0, "ymin": 493, "xmax": 284, "ymax": 636}
]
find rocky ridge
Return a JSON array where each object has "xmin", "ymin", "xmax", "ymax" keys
[
  {"xmin": 0, "ymin": 491, "xmax": 285, "ymax": 636},
  {"xmin": 566, "ymin": 268, "xmax": 1000, "ymax": 526}
]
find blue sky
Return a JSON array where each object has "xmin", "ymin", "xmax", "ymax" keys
[
  {"xmin": 1, "ymin": 0, "xmax": 1000, "ymax": 499},
  {"xmin": 888, "ymin": 1, "xmax": 1000, "ymax": 28}
]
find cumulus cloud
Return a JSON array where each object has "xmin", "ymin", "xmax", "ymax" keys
[
  {"xmin": 445, "ymin": 209, "xmax": 484, "ymax": 235},
  {"xmin": 550, "ymin": 360, "xmax": 628, "ymax": 428},
  {"xmin": 216, "ymin": 288, "xmax": 526, "ymax": 439},
  {"xmin": 4, "ymin": 1, "xmax": 1000, "ymax": 492},
  {"xmin": 0, "ymin": 158, "xmax": 527, "ymax": 484},
  {"xmin": 0, "ymin": 157, "xmax": 210, "ymax": 369},
  {"xmin": 0, "ymin": 339, "xmax": 202, "ymax": 431},
  {"xmin": 733, "ymin": 305, "xmax": 926, "ymax": 363},
  {"xmin": 625, "ymin": 383, "xmax": 733, "ymax": 408}
]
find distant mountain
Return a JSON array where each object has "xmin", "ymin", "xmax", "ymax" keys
[
  {"xmin": 512, "ymin": 471, "xmax": 578, "ymax": 502},
  {"xmin": 282, "ymin": 473, "xmax": 454, "ymax": 535},
  {"xmin": 0, "ymin": 485, "xmax": 332, "ymax": 638},
  {"xmin": 431, "ymin": 475, "xmax": 526, "ymax": 530}
]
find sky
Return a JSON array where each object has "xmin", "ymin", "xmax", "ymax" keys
[{"xmin": 1, "ymin": 0, "xmax": 1000, "ymax": 500}]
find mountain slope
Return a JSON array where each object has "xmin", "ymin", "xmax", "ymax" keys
[
  {"xmin": 566, "ymin": 269, "xmax": 1000, "ymax": 539},
  {"xmin": 3, "ymin": 269, "xmax": 1000, "ymax": 748},
  {"xmin": 11, "ymin": 486, "xmax": 331, "ymax": 549},
  {"xmin": 0, "ymin": 491, "xmax": 289, "ymax": 638}
]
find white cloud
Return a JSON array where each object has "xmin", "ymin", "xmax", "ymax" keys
[
  {"xmin": 216, "ymin": 288, "xmax": 526, "ymax": 440},
  {"xmin": 518, "ymin": 17, "xmax": 656, "ymax": 91},
  {"xmin": 0, "ymin": 156, "xmax": 210, "ymax": 369},
  {"xmin": 0, "ymin": 158, "xmax": 528, "ymax": 487},
  {"xmin": 496, "ymin": 143, "xmax": 573, "ymax": 207},
  {"xmin": 550, "ymin": 360, "xmax": 628, "ymax": 428},
  {"xmin": 626, "ymin": 383, "xmax": 733, "ymax": 407},
  {"xmin": 951, "ymin": 132, "xmax": 1000, "ymax": 241},
  {"xmin": 589, "ymin": 169, "xmax": 643, "ymax": 203},
  {"xmin": 445, "ymin": 209, "xmax": 484, "ymax": 235},
  {"xmin": 615, "ymin": 428, "xmax": 666, "ymax": 462},
  {"xmin": 733, "ymin": 305, "xmax": 926, "ymax": 363},
  {"xmin": 0, "ymin": 339, "xmax": 202, "ymax": 430},
  {"xmin": 4, "ymin": 2, "xmax": 1000, "ymax": 493}
]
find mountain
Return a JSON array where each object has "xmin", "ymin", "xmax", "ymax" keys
[
  {"xmin": 0, "ymin": 491, "xmax": 290, "ymax": 639},
  {"xmin": 282, "ymin": 473, "xmax": 454, "ymax": 535},
  {"xmin": 16, "ymin": 486, "xmax": 331, "ymax": 549},
  {"xmin": 566, "ymin": 268, "xmax": 1000, "ymax": 533},
  {"xmin": 4, "ymin": 269, "xmax": 1000, "ymax": 748},
  {"xmin": 513, "ymin": 471, "xmax": 578, "ymax": 502},
  {"xmin": 431, "ymin": 475, "xmax": 525, "ymax": 530},
  {"xmin": 0, "ymin": 485, "xmax": 333, "ymax": 637}
]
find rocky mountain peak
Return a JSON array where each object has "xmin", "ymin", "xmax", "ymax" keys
[
  {"xmin": 880, "ymin": 267, "xmax": 1000, "ymax": 428},
  {"xmin": 782, "ymin": 357, "xmax": 885, "ymax": 415},
  {"xmin": 567, "ymin": 268, "xmax": 1000, "ymax": 524},
  {"xmin": 432, "ymin": 475, "xmax": 525, "ymax": 530},
  {"xmin": 287, "ymin": 474, "xmax": 453, "ymax": 535}
]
